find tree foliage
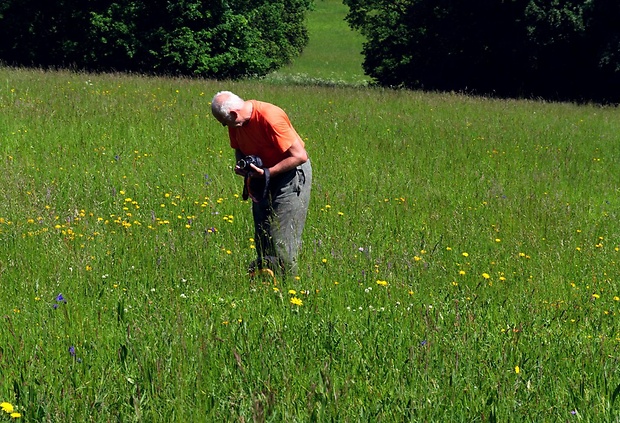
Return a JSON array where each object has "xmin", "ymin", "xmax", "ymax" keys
[
  {"xmin": 0, "ymin": 0, "xmax": 312, "ymax": 79},
  {"xmin": 343, "ymin": 0, "xmax": 620, "ymax": 102}
]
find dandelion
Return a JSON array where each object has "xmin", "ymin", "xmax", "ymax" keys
[
  {"xmin": 462, "ymin": 252, "xmax": 469, "ymax": 257},
  {"xmin": 290, "ymin": 297, "xmax": 303, "ymax": 306},
  {"xmin": 482, "ymin": 273, "xmax": 491, "ymax": 279},
  {"xmin": 10, "ymin": 412, "xmax": 21, "ymax": 418},
  {"xmin": 376, "ymin": 280, "xmax": 388, "ymax": 287},
  {"xmin": 288, "ymin": 290, "xmax": 297, "ymax": 295},
  {"xmin": 515, "ymin": 365, "xmax": 520, "ymax": 374},
  {"xmin": 1, "ymin": 402, "xmax": 14, "ymax": 413},
  {"xmin": 459, "ymin": 270, "xmax": 466, "ymax": 276}
]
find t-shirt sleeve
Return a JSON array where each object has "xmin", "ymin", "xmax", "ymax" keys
[
  {"xmin": 266, "ymin": 118, "xmax": 297, "ymax": 153},
  {"xmin": 262, "ymin": 106, "xmax": 300, "ymax": 153}
]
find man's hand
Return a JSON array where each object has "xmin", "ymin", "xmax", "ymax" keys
[
  {"xmin": 248, "ymin": 164, "xmax": 265, "ymax": 178},
  {"xmin": 234, "ymin": 165, "xmax": 249, "ymax": 177},
  {"xmin": 234, "ymin": 163, "xmax": 265, "ymax": 178}
]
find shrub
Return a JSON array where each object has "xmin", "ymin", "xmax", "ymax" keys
[
  {"xmin": 0, "ymin": 0, "xmax": 312, "ymax": 78},
  {"xmin": 343, "ymin": 0, "xmax": 620, "ymax": 102}
]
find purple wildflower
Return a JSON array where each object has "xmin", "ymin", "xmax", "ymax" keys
[
  {"xmin": 69, "ymin": 346, "xmax": 76, "ymax": 357},
  {"xmin": 53, "ymin": 293, "xmax": 67, "ymax": 309}
]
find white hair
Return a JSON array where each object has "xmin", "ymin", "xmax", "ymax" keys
[{"xmin": 211, "ymin": 91, "xmax": 245, "ymax": 117}]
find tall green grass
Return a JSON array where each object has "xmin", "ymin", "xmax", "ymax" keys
[
  {"xmin": 266, "ymin": 0, "xmax": 369, "ymax": 86},
  {"xmin": 1, "ymin": 15, "xmax": 620, "ymax": 422}
]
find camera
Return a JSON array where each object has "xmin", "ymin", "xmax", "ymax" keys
[{"xmin": 236, "ymin": 155, "xmax": 263, "ymax": 170}]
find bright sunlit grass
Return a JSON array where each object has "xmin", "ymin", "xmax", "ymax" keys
[
  {"xmin": 265, "ymin": 0, "xmax": 369, "ymax": 86},
  {"xmin": 1, "ymin": 8, "xmax": 620, "ymax": 421}
]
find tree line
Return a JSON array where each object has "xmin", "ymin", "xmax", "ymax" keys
[
  {"xmin": 0, "ymin": 0, "xmax": 311, "ymax": 79},
  {"xmin": 1, "ymin": 0, "xmax": 618, "ymax": 102},
  {"xmin": 344, "ymin": 0, "xmax": 620, "ymax": 103}
]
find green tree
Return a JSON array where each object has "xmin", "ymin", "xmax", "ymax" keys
[
  {"xmin": 0, "ymin": 0, "xmax": 312, "ymax": 78},
  {"xmin": 343, "ymin": 0, "xmax": 620, "ymax": 102}
]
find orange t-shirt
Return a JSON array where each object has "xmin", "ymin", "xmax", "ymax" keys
[{"xmin": 229, "ymin": 100, "xmax": 304, "ymax": 168}]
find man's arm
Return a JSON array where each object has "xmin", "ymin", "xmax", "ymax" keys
[{"xmin": 250, "ymin": 137, "xmax": 308, "ymax": 178}]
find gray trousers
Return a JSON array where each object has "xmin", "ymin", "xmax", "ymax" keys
[{"xmin": 252, "ymin": 160, "xmax": 312, "ymax": 276}]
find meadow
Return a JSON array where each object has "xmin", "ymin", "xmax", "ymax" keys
[
  {"xmin": 265, "ymin": 0, "xmax": 369, "ymax": 86},
  {"xmin": 2, "ymin": 1, "xmax": 620, "ymax": 422}
]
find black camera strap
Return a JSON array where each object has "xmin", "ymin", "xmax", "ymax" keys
[
  {"xmin": 262, "ymin": 168, "xmax": 270, "ymax": 199},
  {"xmin": 242, "ymin": 176, "xmax": 250, "ymax": 201},
  {"xmin": 243, "ymin": 168, "xmax": 270, "ymax": 203}
]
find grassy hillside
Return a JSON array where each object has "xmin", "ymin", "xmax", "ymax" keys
[
  {"xmin": 266, "ymin": 0, "xmax": 369, "ymax": 85},
  {"xmin": 2, "ymin": 65, "xmax": 620, "ymax": 421},
  {"xmin": 1, "ymin": 3, "xmax": 620, "ymax": 421}
]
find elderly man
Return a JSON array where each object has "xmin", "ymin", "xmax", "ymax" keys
[{"xmin": 211, "ymin": 91, "xmax": 312, "ymax": 277}]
